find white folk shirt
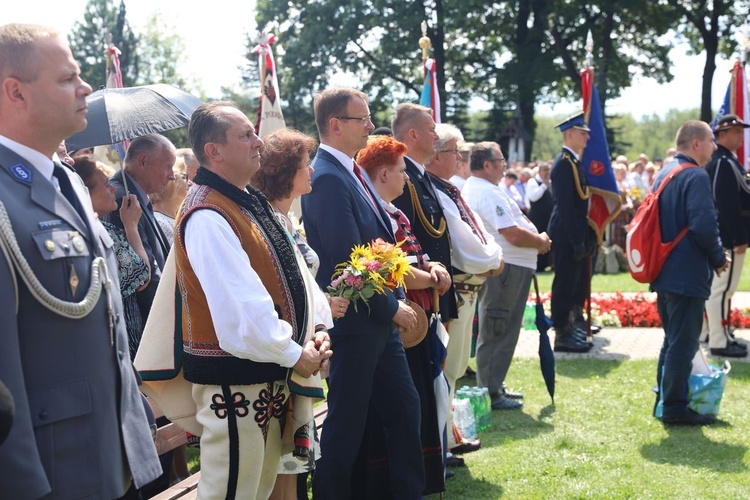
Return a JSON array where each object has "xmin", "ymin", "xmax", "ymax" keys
[
  {"xmin": 463, "ymin": 176, "xmax": 539, "ymax": 270},
  {"xmin": 184, "ymin": 210, "xmax": 332, "ymax": 368},
  {"xmin": 433, "ymin": 182, "xmax": 503, "ymax": 275}
]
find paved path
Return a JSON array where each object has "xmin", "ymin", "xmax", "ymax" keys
[{"xmin": 513, "ymin": 290, "xmax": 750, "ymax": 363}]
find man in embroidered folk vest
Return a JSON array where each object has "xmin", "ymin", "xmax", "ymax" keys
[
  {"xmin": 425, "ymin": 125, "xmax": 504, "ymax": 450},
  {"xmin": 548, "ymin": 113, "xmax": 596, "ymax": 353},
  {"xmin": 178, "ymin": 102, "xmax": 332, "ymax": 499}
]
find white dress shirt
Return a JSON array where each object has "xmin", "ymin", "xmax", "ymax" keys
[
  {"xmin": 184, "ymin": 209, "xmax": 308, "ymax": 368},
  {"xmin": 525, "ymin": 175, "xmax": 548, "ymax": 206},
  {"xmin": 434, "ymin": 184, "xmax": 502, "ymax": 275}
]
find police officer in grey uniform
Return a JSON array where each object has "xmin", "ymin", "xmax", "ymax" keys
[{"xmin": 0, "ymin": 24, "xmax": 161, "ymax": 498}]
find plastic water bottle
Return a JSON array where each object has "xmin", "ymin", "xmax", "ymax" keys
[
  {"xmin": 452, "ymin": 398, "xmax": 477, "ymax": 440},
  {"xmin": 480, "ymin": 387, "xmax": 493, "ymax": 431},
  {"xmin": 472, "ymin": 387, "xmax": 489, "ymax": 432},
  {"xmin": 522, "ymin": 303, "xmax": 536, "ymax": 330}
]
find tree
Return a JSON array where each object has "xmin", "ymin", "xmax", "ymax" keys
[
  {"xmin": 666, "ymin": 0, "xmax": 744, "ymax": 123},
  {"xmin": 68, "ymin": 0, "xmax": 139, "ymax": 89},
  {"xmin": 254, "ymin": 0, "xmax": 455, "ymax": 135},
  {"xmin": 548, "ymin": 0, "xmax": 675, "ymax": 112},
  {"xmin": 136, "ymin": 13, "xmax": 192, "ymax": 90}
]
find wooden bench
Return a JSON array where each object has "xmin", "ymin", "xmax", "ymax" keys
[
  {"xmin": 150, "ymin": 401, "xmax": 329, "ymax": 499},
  {"xmin": 149, "ymin": 398, "xmax": 188, "ymax": 457}
]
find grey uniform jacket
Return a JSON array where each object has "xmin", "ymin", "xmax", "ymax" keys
[{"xmin": 0, "ymin": 144, "xmax": 161, "ymax": 499}]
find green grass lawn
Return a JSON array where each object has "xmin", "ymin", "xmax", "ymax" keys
[
  {"xmin": 536, "ymin": 263, "xmax": 750, "ymax": 295},
  {"xmin": 188, "ymin": 358, "xmax": 750, "ymax": 498},
  {"xmin": 438, "ymin": 358, "xmax": 750, "ymax": 499}
]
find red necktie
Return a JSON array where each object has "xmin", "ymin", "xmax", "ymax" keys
[{"xmin": 353, "ymin": 162, "xmax": 378, "ymax": 209}]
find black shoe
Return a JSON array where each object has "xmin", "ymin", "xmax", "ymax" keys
[
  {"xmin": 710, "ymin": 344, "xmax": 747, "ymax": 358},
  {"xmin": 573, "ymin": 318, "xmax": 602, "ymax": 334},
  {"xmin": 445, "ymin": 453, "xmax": 465, "ymax": 468},
  {"xmin": 451, "ymin": 439, "xmax": 481, "ymax": 455},
  {"xmin": 501, "ymin": 382, "xmax": 524, "ymax": 400},
  {"xmin": 554, "ymin": 335, "xmax": 592, "ymax": 353},
  {"xmin": 491, "ymin": 396, "xmax": 523, "ymax": 410},
  {"xmin": 571, "ymin": 327, "xmax": 594, "ymax": 347},
  {"xmin": 446, "ymin": 469, "xmax": 455, "ymax": 479},
  {"xmin": 729, "ymin": 339, "xmax": 748, "ymax": 351},
  {"xmin": 661, "ymin": 409, "xmax": 716, "ymax": 426}
]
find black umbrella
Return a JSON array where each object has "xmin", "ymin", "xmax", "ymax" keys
[
  {"xmin": 65, "ymin": 84, "xmax": 204, "ymax": 151},
  {"xmin": 533, "ymin": 275, "xmax": 555, "ymax": 402}
]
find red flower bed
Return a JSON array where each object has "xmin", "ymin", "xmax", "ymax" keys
[
  {"xmin": 530, "ymin": 291, "xmax": 750, "ymax": 328},
  {"xmin": 592, "ymin": 292, "xmax": 660, "ymax": 327}
]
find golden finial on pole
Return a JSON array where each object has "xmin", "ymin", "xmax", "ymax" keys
[{"xmin": 419, "ymin": 20, "xmax": 431, "ymax": 64}]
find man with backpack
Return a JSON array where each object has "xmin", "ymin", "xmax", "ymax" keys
[
  {"xmin": 702, "ymin": 114, "xmax": 750, "ymax": 358},
  {"xmin": 652, "ymin": 120, "xmax": 728, "ymax": 426}
]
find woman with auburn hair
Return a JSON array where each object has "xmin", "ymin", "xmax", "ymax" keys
[
  {"xmin": 251, "ymin": 128, "xmax": 347, "ymax": 500},
  {"xmin": 353, "ymin": 134, "xmax": 452, "ymax": 497}
]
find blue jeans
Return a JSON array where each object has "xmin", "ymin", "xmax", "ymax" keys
[{"xmin": 656, "ymin": 291, "xmax": 704, "ymax": 418}]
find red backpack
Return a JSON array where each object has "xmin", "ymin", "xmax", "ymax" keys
[{"xmin": 626, "ymin": 162, "xmax": 698, "ymax": 283}]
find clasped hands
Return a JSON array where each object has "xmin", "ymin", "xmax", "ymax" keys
[{"xmin": 293, "ymin": 328, "xmax": 333, "ymax": 378}]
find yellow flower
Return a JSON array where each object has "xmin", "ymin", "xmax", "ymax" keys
[{"xmin": 351, "ymin": 244, "xmax": 375, "ymax": 262}]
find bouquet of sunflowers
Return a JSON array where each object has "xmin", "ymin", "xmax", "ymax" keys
[{"xmin": 329, "ymin": 238, "xmax": 412, "ymax": 312}]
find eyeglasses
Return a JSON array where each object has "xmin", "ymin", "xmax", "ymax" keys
[
  {"xmin": 490, "ymin": 157, "xmax": 507, "ymax": 165},
  {"xmin": 438, "ymin": 148, "xmax": 460, "ymax": 154},
  {"xmin": 336, "ymin": 115, "xmax": 371, "ymax": 124}
]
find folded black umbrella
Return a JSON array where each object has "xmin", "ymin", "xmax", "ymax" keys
[
  {"xmin": 533, "ymin": 275, "xmax": 555, "ymax": 403},
  {"xmin": 66, "ymin": 84, "xmax": 204, "ymax": 151}
]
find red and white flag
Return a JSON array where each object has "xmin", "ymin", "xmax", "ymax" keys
[
  {"xmin": 713, "ymin": 60, "xmax": 750, "ymax": 170},
  {"xmin": 252, "ymin": 34, "xmax": 286, "ymax": 137}
]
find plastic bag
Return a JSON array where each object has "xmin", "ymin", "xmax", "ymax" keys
[{"xmin": 655, "ymin": 349, "xmax": 731, "ymax": 418}]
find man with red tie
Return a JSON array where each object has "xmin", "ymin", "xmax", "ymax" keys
[{"xmin": 301, "ymin": 87, "xmax": 423, "ymax": 499}]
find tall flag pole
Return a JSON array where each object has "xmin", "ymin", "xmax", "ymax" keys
[
  {"xmin": 103, "ymin": 35, "xmax": 129, "ymax": 188},
  {"xmin": 252, "ymin": 33, "xmax": 286, "ymax": 138},
  {"xmin": 712, "ymin": 32, "xmax": 750, "ymax": 171},
  {"xmin": 105, "ymin": 36, "xmax": 129, "ymax": 158},
  {"xmin": 580, "ymin": 31, "xmax": 621, "ymax": 245},
  {"xmin": 419, "ymin": 21, "xmax": 441, "ymax": 124}
]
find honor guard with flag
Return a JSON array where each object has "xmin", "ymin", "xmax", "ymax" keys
[
  {"xmin": 548, "ymin": 113, "xmax": 596, "ymax": 353},
  {"xmin": 702, "ymin": 114, "xmax": 750, "ymax": 358}
]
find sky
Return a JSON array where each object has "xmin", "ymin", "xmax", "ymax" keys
[{"xmin": 4, "ymin": 1, "xmax": 742, "ymax": 120}]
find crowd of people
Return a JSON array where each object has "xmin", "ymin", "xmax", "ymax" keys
[{"xmin": 0, "ymin": 20, "xmax": 747, "ymax": 500}]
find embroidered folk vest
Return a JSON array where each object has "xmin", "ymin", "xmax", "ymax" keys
[{"xmin": 174, "ymin": 174, "xmax": 306, "ymax": 386}]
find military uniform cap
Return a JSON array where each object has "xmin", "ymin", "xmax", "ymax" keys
[
  {"xmin": 555, "ymin": 112, "xmax": 590, "ymax": 132},
  {"xmin": 714, "ymin": 114, "xmax": 750, "ymax": 133}
]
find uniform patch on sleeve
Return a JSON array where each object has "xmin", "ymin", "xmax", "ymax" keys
[
  {"xmin": 495, "ymin": 205, "xmax": 505, "ymax": 217},
  {"xmin": 9, "ymin": 163, "xmax": 32, "ymax": 183}
]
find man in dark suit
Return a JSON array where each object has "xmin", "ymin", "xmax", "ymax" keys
[
  {"xmin": 106, "ymin": 134, "xmax": 175, "ymax": 324},
  {"xmin": 548, "ymin": 113, "xmax": 595, "ymax": 353},
  {"xmin": 302, "ymin": 87, "xmax": 423, "ymax": 499},
  {"xmin": 392, "ymin": 104, "xmax": 458, "ymax": 323},
  {"xmin": 0, "ymin": 23, "xmax": 161, "ymax": 498}
]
